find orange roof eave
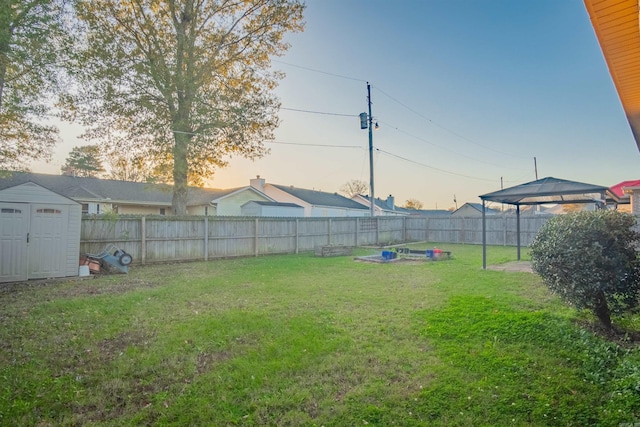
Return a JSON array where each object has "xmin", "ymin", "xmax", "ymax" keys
[{"xmin": 584, "ymin": 0, "xmax": 640, "ymax": 151}]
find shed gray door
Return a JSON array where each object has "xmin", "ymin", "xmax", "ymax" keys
[
  {"xmin": 0, "ymin": 203, "xmax": 69, "ymax": 282},
  {"xmin": 28, "ymin": 204, "xmax": 68, "ymax": 280},
  {"xmin": 0, "ymin": 203, "xmax": 29, "ymax": 282}
]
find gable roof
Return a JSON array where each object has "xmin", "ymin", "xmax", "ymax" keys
[
  {"xmin": 610, "ymin": 179, "xmax": 640, "ymax": 198},
  {"xmin": 454, "ymin": 202, "xmax": 501, "ymax": 215},
  {"xmin": 479, "ymin": 177, "xmax": 618, "ymax": 205},
  {"xmin": 272, "ymin": 184, "xmax": 368, "ymax": 210},
  {"xmin": 0, "ymin": 181, "xmax": 80, "ymax": 205},
  {"xmin": 0, "ymin": 172, "xmax": 237, "ymax": 206}
]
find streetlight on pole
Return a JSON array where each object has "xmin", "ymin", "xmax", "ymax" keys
[{"xmin": 360, "ymin": 82, "xmax": 375, "ymax": 217}]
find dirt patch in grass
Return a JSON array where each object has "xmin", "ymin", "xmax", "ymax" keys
[
  {"xmin": 95, "ymin": 330, "xmax": 155, "ymax": 361},
  {"xmin": 575, "ymin": 319, "xmax": 640, "ymax": 347},
  {"xmin": 196, "ymin": 350, "xmax": 233, "ymax": 375},
  {"xmin": 0, "ymin": 276, "xmax": 161, "ymax": 302},
  {"xmin": 486, "ymin": 261, "xmax": 533, "ymax": 273},
  {"xmin": 58, "ymin": 277, "xmax": 161, "ymax": 297}
]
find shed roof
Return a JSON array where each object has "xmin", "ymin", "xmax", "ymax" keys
[
  {"xmin": 0, "ymin": 182, "xmax": 80, "ymax": 205},
  {"xmin": 479, "ymin": 177, "xmax": 618, "ymax": 206}
]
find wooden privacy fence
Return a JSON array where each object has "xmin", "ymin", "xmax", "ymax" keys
[{"xmin": 80, "ymin": 215, "xmax": 556, "ymax": 265}]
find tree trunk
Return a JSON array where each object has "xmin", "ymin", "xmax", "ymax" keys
[
  {"xmin": 172, "ymin": 132, "xmax": 189, "ymax": 215},
  {"xmin": 0, "ymin": 36, "xmax": 8, "ymax": 112},
  {"xmin": 593, "ymin": 290, "xmax": 612, "ymax": 329}
]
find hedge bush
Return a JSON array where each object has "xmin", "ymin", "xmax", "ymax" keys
[{"xmin": 529, "ymin": 210, "xmax": 640, "ymax": 328}]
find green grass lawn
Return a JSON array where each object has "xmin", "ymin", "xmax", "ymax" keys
[{"xmin": 2, "ymin": 243, "xmax": 640, "ymax": 426}]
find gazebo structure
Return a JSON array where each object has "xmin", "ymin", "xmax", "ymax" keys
[{"xmin": 478, "ymin": 177, "xmax": 619, "ymax": 269}]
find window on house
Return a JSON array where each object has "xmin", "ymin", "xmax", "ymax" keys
[
  {"xmin": 97, "ymin": 204, "xmax": 100, "ymax": 214},
  {"xmin": 160, "ymin": 208, "xmax": 166, "ymax": 215},
  {"xmin": 82, "ymin": 204, "xmax": 89, "ymax": 214},
  {"xmin": 1, "ymin": 208, "xmax": 21, "ymax": 214}
]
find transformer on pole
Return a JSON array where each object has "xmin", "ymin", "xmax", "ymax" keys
[{"xmin": 360, "ymin": 82, "xmax": 375, "ymax": 217}]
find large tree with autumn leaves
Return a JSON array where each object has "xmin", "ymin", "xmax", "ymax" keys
[
  {"xmin": 0, "ymin": 0, "xmax": 71, "ymax": 170},
  {"xmin": 68, "ymin": 0, "xmax": 304, "ymax": 214}
]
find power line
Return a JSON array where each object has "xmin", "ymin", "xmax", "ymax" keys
[
  {"xmin": 272, "ymin": 59, "xmax": 528, "ymax": 161},
  {"xmin": 266, "ymin": 140, "xmax": 363, "ymax": 149},
  {"xmin": 372, "ymin": 86, "xmax": 529, "ymax": 159},
  {"xmin": 375, "ymin": 148, "xmax": 499, "ymax": 182},
  {"xmin": 280, "ymin": 107, "xmax": 357, "ymax": 117},
  {"xmin": 273, "ymin": 59, "xmax": 366, "ymax": 83},
  {"xmin": 378, "ymin": 119, "xmax": 525, "ymax": 171}
]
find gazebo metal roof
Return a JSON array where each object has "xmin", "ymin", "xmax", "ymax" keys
[
  {"xmin": 478, "ymin": 177, "xmax": 619, "ymax": 269},
  {"xmin": 479, "ymin": 177, "xmax": 618, "ymax": 206}
]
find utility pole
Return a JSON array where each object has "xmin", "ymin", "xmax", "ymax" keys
[
  {"xmin": 534, "ymin": 157, "xmax": 538, "ymax": 180},
  {"xmin": 360, "ymin": 82, "xmax": 375, "ymax": 217},
  {"xmin": 367, "ymin": 83, "xmax": 374, "ymax": 217}
]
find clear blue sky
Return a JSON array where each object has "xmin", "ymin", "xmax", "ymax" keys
[{"xmin": 33, "ymin": 0, "xmax": 640, "ymax": 210}]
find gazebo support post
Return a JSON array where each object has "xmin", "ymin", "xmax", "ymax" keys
[
  {"xmin": 516, "ymin": 204, "xmax": 521, "ymax": 261},
  {"xmin": 482, "ymin": 200, "xmax": 487, "ymax": 269}
]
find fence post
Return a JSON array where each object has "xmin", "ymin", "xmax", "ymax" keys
[
  {"xmin": 204, "ymin": 216, "xmax": 209, "ymax": 261},
  {"xmin": 403, "ymin": 217, "xmax": 407, "ymax": 242},
  {"xmin": 503, "ymin": 216, "xmax": 507, "ymax": 246},
  {"xmin": 254, "ymin": 218, "xmax": 259, "ymax": 257},
  {"xmin": 425, "ymin": 218, "xmax": 429, "ymax": 242},
  {"xmin": 355, "ymin": 217, "xmax": 359, "ymax": 246},
  {"xmin": 295, "ymin": 218, "xmax": 299, "ymax": 254},
  {"xmin": 328, "ymin": 218, "xmax": 332, "ymax": 245},
  {"xmin": 141, "ymin": 216, "xmax": 146, "ymax": 265}
]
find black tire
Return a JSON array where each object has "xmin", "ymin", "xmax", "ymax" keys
[{"xmin": 119, "ymin": 253, "xmax": 133, "ymax": 266}]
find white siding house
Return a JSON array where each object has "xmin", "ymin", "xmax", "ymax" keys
[
  {"xmin": 249, "ymin": 176, "xmax": 369, "ymax": 217},
  {"xmin": 241, "ymin": 201, "xmax": 304, "ymax": 217}
]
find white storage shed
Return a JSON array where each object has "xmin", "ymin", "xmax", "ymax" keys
[{"xmin": 0, "ymin": 182, "xmax": 82, "ymax": 283}]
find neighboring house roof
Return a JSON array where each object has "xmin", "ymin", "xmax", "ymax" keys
[
  {"xmin": 409, "ymin": 209, "xmax": 452, "ymax": 217},
  {"xmin": 243, "ymin": 201, "xmax": 302, "ymax": 208},
  {"xmin": 272, "ymin": 184, "xmax": 368, "ymax": 210},
  {"xmin": 354, "ymin": 194, "xmax": 410, "ymax": 214},
  {"xmin": 454, "ymin": 203, "xmax": 501, "ymax": 215},
  {"xmin": 610, "ymin": 179, "xmax": 640, "ymax": 198},
  {"xmin": 0, "ymin": 171, "xmax": 238, "ymax": 207},
  {"xmin": 205, "ymin": 186, "xmax": 274, "ymax": 205}
]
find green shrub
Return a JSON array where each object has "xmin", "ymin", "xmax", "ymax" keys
[{"xmin": 529, "ymin": 210, "xmax": 640, "ymax": 328}]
